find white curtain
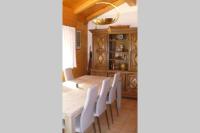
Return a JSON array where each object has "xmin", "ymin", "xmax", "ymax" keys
[{"xmin": 62, "ymin": 25, "xmax": 77, "ymax": 69}]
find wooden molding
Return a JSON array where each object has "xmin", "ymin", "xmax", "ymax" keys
[
  {"xmin": 86, "ymin": 0, "xmax": 125, "ymax": 21},
  {"xmin": 74, "ymin": 0, "xmax": 102, "ymax": 14}
]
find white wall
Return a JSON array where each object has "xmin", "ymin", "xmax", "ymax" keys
[{"xmin": 87, "ymin": 3, "xmax": 137, "ymax": 61}]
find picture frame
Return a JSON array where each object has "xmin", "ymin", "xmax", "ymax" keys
[{"xmin": 76, "ymin": 30, "xmax": 81, "ymax": 49}]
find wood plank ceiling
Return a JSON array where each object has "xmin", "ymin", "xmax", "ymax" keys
[{"xmin": 63, "ymin": 0, "xmax": 136, "ymax": 22}]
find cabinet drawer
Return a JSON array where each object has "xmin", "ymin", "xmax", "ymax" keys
[
  {"xmin": 91, "ymin": 70, "xmax": 107, "ymax": 76},
  {"xmin": 107, "ymin": 72, "xmax": 115, "ymax": 77}
]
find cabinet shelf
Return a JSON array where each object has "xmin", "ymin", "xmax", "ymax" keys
[
  {"xmin": 109, "ymin": 59, "xmax": 128, "ymax": 62},
  {"xmin": 109, "ymin": 39, "xmax": 129, "ymax": 42},
  {"xmin": 109, "ymin": 33, "xmax": 130, "ymax": 71},
  {"xmin": 109, "ymin": 51, "xmax": 129, "ymax": 53}
]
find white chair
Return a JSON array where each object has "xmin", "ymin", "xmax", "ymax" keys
[
  {"xmin": 94, "ymin": 78, "xmax": 110, "ymax": 133},
  {"xmin": 63, "ymin": 68, "xmax": 74, "ymax": 81},
  {"xmin": 106, "ymin": 72, "xmax": 121, "ymax": 123},
  {"xmin": 75, "ymin": 86, "xmax": 98, "ymax": 133}
]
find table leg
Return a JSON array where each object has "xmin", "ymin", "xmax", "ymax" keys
[{"xmin": 64, "ymin": 116, "xmax": 74, "ymax": 133}]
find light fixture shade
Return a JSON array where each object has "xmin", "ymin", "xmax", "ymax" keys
[{"xmin": 92, "ymin": 2, "xmax": 120, "ymax": 25}]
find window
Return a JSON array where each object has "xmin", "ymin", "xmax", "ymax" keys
[{"xmin": 62, "ymin": 26, "xmax": 77, "ymax": 69}]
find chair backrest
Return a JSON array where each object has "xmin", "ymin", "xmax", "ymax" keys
[
  {"xmin": 116, "ymin": 79, "xmax": 122, "ymax": 109},
  {"xmin": 64, "ymin": 68, "xmax": 74, "ymax": 81},
  {"xmin": 95, "ymin": 78, "xmax": 110, "ymax": 116},
  {"xmin": 80, "ymin": 86, "xmax": 98, "ymax": 132},
  {"xmin": 108, "ymin": 72, "xmax": 120, "ymax": 103}
]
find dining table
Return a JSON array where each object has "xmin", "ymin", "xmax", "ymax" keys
[{"xmin": 62, "ymin": 75, "xmax": 121, "ymax": 133}]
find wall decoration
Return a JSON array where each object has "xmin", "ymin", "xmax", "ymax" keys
[{"xmin": 76, "ymin": 30, "xmax": 81, "ymax": 49}]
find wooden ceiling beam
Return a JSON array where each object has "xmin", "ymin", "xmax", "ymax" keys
[
  {"xmin": 74, "ymin": 0, "xmax": 102, "ymax": 14},
  {"xmin": 86, "ymin": 0, "xmax": 125, "ymax": 22},
  {"xmin": 125, "ymin": 0, "xmax": 136, "ymax": 6}
]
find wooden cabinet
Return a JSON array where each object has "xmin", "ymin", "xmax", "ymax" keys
[{"xmin": 90, "ymin": 26, "xmax": 137, "ymax": 98}]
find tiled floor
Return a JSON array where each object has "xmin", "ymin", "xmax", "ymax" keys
[{"xmin": 86, "ymin": 99, "xmax": 137, "ymax": 133}]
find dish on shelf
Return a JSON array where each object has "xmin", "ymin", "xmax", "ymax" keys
[
  {"xmin": 116, "ymin": 34, "xmax": 124, "ymax": 40},
  {"xmin": 120, "ymin": 63, "xmax": 126, "ymax": 71}
]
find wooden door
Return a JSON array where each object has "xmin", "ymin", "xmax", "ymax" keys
[
  {"xmin": 129, "ymin": 31, "xmax": 137, "ymax": 72},
  {"xmin": 92, "ymin": 32, "xmax": 108, "ymax": 70},
  {"xmin": 124, "ymin": 73, "xmax": 137, "ymax": 98}
]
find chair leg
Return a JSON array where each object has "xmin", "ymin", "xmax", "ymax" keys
[
  {"xmin": 92, "ymin": 122, "xmax": 96, "ymax": 133},
  {"xmin": 105, "ymin": 109, "xmax": 110, "ymax": 129},
  {"xmin": 115, "ymin": 100, "xmax": 119, "ymax": 116},
  {"xmin": 97, "ymin": 117, "xmax": 101, "ymax": 133},
  {"xmin": 109, "ymin": 104, "xmax": 114, "ymax": 124}
]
